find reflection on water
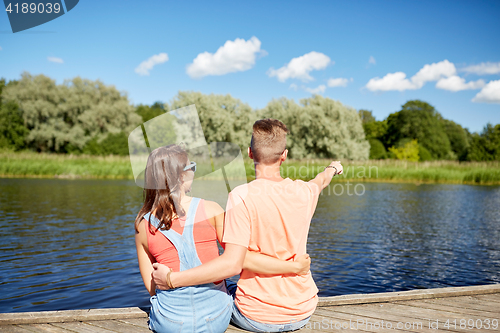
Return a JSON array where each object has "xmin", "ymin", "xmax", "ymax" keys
[{"xmin": 0, "ymin": 179, "xmax": 499, "ymax": 312}]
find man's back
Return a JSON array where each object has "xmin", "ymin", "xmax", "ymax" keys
[{"xmin": 223, "ymin": 177, "xmax": 320, "ymax": 323}]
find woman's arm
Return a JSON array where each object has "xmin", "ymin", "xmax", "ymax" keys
[
  {"xmin": 205, "ymin": 200, "xmax": 310, "ymax": 275},
  {"xmin": 135, "ymin": 220, "xmax": 157, "ymax": 296}
]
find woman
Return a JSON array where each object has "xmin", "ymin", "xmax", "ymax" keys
[{"xmin": 135, "ymin": 145, "xmax": 310, "ymax": 333}]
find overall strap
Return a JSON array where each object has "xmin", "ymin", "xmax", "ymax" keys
[
  {"xmin": 143, "ymin": 212, "xmax": 189, "ymax": 268},
  {"xmin": 144, "ymin": 198, "xmax": 203, "ymax": 271},
  {"xmin": 181, "ymin": 198, "xmax": 203, "ymax": 269}
]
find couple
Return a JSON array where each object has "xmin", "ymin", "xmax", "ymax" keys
[{"xmin": 135, "ymin": 118, "xmax": 343, "ymax": 333}]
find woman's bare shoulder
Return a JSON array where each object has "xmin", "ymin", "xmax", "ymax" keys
[{"xmin": 203, "ymin": 200, "xmax": 224, "ymax": 216}]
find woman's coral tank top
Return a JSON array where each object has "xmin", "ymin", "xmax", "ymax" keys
[{"xmin": 145, "ymin": 199, "xmax": 220, "ymax": 272}]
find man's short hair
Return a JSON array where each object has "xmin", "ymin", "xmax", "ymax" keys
[{"xmin": 250, "ymin": 118, "xmax": 289, "ymax": 165}]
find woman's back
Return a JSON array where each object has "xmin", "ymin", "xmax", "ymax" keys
[
  {"xmin": 145, "ymin": 197, "xmax": 232, "ymax": 333},
  {"xmin": 146, "ymin": 198, "xmax": 219, "ymax": 272}
]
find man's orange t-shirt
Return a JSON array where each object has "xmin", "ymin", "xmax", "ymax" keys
[{"xmin": 223, "ymin": 178, "xmax": 320, "ymax": 324}]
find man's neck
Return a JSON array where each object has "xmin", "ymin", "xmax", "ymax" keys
[{"xmin": 254, "ymin": 162, "xmax": 284, "ymax": 182}]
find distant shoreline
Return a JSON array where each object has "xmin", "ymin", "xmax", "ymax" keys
[{"xmin": 1, "ymin": 151, "xmax": 499, "ymax": 185}]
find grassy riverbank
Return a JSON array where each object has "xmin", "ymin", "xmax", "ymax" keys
[
  {"xmin": 1, "ymin": 151, "xmax": 499, "ymax": 185},
  {"xmin": 278, "ymin": 159, "xmax": 500, "ymax": 185}
]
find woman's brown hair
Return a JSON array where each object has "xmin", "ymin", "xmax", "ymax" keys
[{"xmin": 134, "ymin": 144, "xmax": 189, "ymax": 233}]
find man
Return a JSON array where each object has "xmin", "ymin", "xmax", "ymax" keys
[{"xmin": 153, "ymin": 118, "xmax": 343, "ymax": 332}]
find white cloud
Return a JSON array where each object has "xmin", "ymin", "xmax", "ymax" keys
[
  {"xmin": 186, "ymin": 37, "xmax": 264, "ymax": 79},
  {"xmin": 411, "ymin": 60, "xmax": 456, "ymax": 88},
  {"xmin": 472, "ymin": 80, "xmax": 500, "ymax": 104},
  {"xmin": 305, "ymin": 84, "xmax": 326, "ymax": 94},
  {"xmin": 366, "ymin": 60, "xmax": 457, "ymax": 91},
  {"xmin": 366, "ymin": 72, "xmax": 417, "ymax": 91},
  {"xmin": 436, "ymin": 76, "xmax": 485, "ymax": 92},
  {"xmin": 267, "ymin": 51, "xmax": 331, "ymax": 82},
  {"xmin": 369, "ymin": 56, "xmax": 376, "ymax": 65},
  {"xmin": 135, "ymin": 53, "xmax": 169, "ymax": 76},
  {"xmin": 462, "ymin": 62, "xmax": 500, "ymax": 75},
  {"xmin": 47, "ymin": 57, "xmax": 63, "ymax": 64},
  {"xmin": 289, "ymin": 83, "xmax": 298, "ymax": 91},
  {"xmin": 327, "ymin": 77, "xmax": 351, "ymax": 87}
]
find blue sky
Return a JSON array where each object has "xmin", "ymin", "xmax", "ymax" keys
[{"xmin": 1, "ymin": 0, "xmax": 499, "ymax": 133}]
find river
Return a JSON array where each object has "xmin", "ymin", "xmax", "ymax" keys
[{"xmin": 0, "ymin": 178, "xmax": 499, "ymax": 312}]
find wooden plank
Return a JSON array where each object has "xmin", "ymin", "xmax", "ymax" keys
[
  {"xmin": 318, "ymin": 284, "xmax": 500, "ymax": 307},
  {"xmin": 52, "ymin": 322, "xmax": 116, "ymax": 333},
  {"xmin": 225, "ymin": 328, "xmax": 246, "ymax": 333},
  {"xmin": 317, "ymin": 305, "xmax": 462, "ymax": 333},
  {"xmin": 394, "ymin": 299, "xmax": 498, "ymax": 317},
  {"xmin": 334, "ymin": 303, "xmax": 491, "ymax": 333},
  {"xmin": 309, "ymin": 312, "xmax": 399, "ymax": 332},
  {"xmin": 0, "ymin": 286, "xmax": 498, "ymax": 329},
  {"xmin": 0, "ymin": 308, "xmax": 148, "ymax": 325},
  {"xmin": 0, "ymin": 325, "xmax": 34, "ymax": 332},
  {"xmin": 225, "ymin": 325, "xmax": 249, "ymax": 333},
  {"xmin": 116, "ymin": 318, "xmax": 149, "ymax": 327},
  {"xmin": 89, "ymin": 319, "xmax": 151, "ymax": 333},
  {"xmin": 314, "ymin": 307, "xmax": 434, "ymax": 332},
  {"xmin": 429, "ymin": 297, "xmax": 500, "ymax": 314},
  {"xmin": 22, "ymin": 323, "xmax": 73, "ymax": 332},
  {"xmin": 443, "ymin": 294, "xmax": 500, "ymax": 306},
  {"xmin": 474, "ymin": 294, "xmax": 500, "ymax": 303}
]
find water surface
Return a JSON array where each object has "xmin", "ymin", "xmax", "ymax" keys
[{"xmin": 0, "ymin": 179, "xmax": 499, "ymax": 312}]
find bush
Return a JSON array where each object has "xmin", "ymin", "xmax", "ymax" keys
[
  {"xmin": 418, "ymin": 145, "xmax": 433, "ymax": 161},
  {"xmin": 82, "ymin": 132, "xmax": 129, "ymax": 156},
  {"xmin": 368, "ymin": 138, "xmax": 387, "ymax": 159}
]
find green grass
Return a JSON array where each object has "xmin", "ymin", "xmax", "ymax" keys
[
  {"xmin": 0, "ymin": 151, "xmax": 132, "ymax": 179},
  {"xmin": 1, "ymin": 151, "xmax": 499, "ymax": 185}
]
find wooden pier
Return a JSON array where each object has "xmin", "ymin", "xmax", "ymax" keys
[{"xmin": 1, "ymin": 284, "xmax": 498, "ymax": 332}]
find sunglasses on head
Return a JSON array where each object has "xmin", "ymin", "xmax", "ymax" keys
[{"xmin": 183, "ymin": 161, "xmax": 197, "ymax": 172}]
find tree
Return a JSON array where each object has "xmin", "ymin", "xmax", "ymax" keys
[
  {"xmin": 169, "ymin": 91, "xmax": 257, "ymax": 150},
  {"xmin": 389, "ymin": 139, "xmax": 419, "ymax": 162},
  {"xmin": 384, "ymin": 100, "xmax": 452, "ymax": 159},
  {"xmin": 0, "ymin": 79, "xmax": 28, "ymax": 150},
  {"xmin": 136, "ymin": 101, "xmax": 167, "ymax": 122},
  {"xmin": 358, "ymin": 109, "xmax": 375, "ymax": 124},
  {"xmin": 441, "ymin": 119, "xmax": 469, "ymax": 161},
  {"xmin": 368, "ymin": 138, "xmax": 387, "ymax": 159},
  {"xmin": 467, "ymin": 124, "xmax": 500, "ymax": 161},
  {"xmin": 2, "ymin": 72, "xmax": 142, "ymax": 153},
  {"xmin": 261, "ymin": 95, "xmax": 369, "ymax": 160}
]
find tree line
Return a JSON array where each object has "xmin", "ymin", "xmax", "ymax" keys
[
  {"xmin": 360, "ymin": 100, "xmax": 500, "ymax": 161},
  {"xmin": 0, "ymin": 73, "xmax": 498, "ymax": 161}
]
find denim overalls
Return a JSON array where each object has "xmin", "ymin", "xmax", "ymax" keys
[{"xmin": 145, "ymin": 198, "xmax": 233, "ymax": 333}]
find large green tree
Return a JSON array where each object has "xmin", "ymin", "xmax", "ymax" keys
[
  {"xmin": 383, "ymin": 100, "xmax": 452, "ymax": 160},
  {"xmin": 169, "ymin": 91, "xmax": 257, "ymax": 150},
  {"xmin": 2, "ymin": 72, "xmax": 141, "ymax": 153},
  {"xmin": 261, "ymin": 95, "xmax": 369, "ymax": 159}
]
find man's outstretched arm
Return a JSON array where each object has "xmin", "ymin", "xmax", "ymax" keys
[
  {"xmin": 152, "ymin": 243, "xmax": 247, "ymax": 289},
  {"xmin": 309, "ymin": 161, "xmax": 343, "ymax": 191}
]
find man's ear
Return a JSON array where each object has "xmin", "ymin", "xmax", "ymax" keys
[
  {"xmin": 281, "ymin": 149, "xmax": 288, "ymax": 162},
  {"xmin": 248, "ymin": 147, "xmax": 254, "ymax": 160}
]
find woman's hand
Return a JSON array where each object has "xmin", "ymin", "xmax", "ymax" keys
[
  {"xmin": 152, "ymin": 263, "xmax": 173, "ymax": 290},
  {"xmin": 294, "ymin": 254, "xmax": 311, "ymax": 275}
]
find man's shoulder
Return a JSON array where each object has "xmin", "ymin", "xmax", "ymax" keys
[
  {"xmin": 230, "ymin": 182, "xmax": 250, "ymax": 197},
  {"xmin": 286, "ymin": 178, "xmax": 320, "ymax": 198}
]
